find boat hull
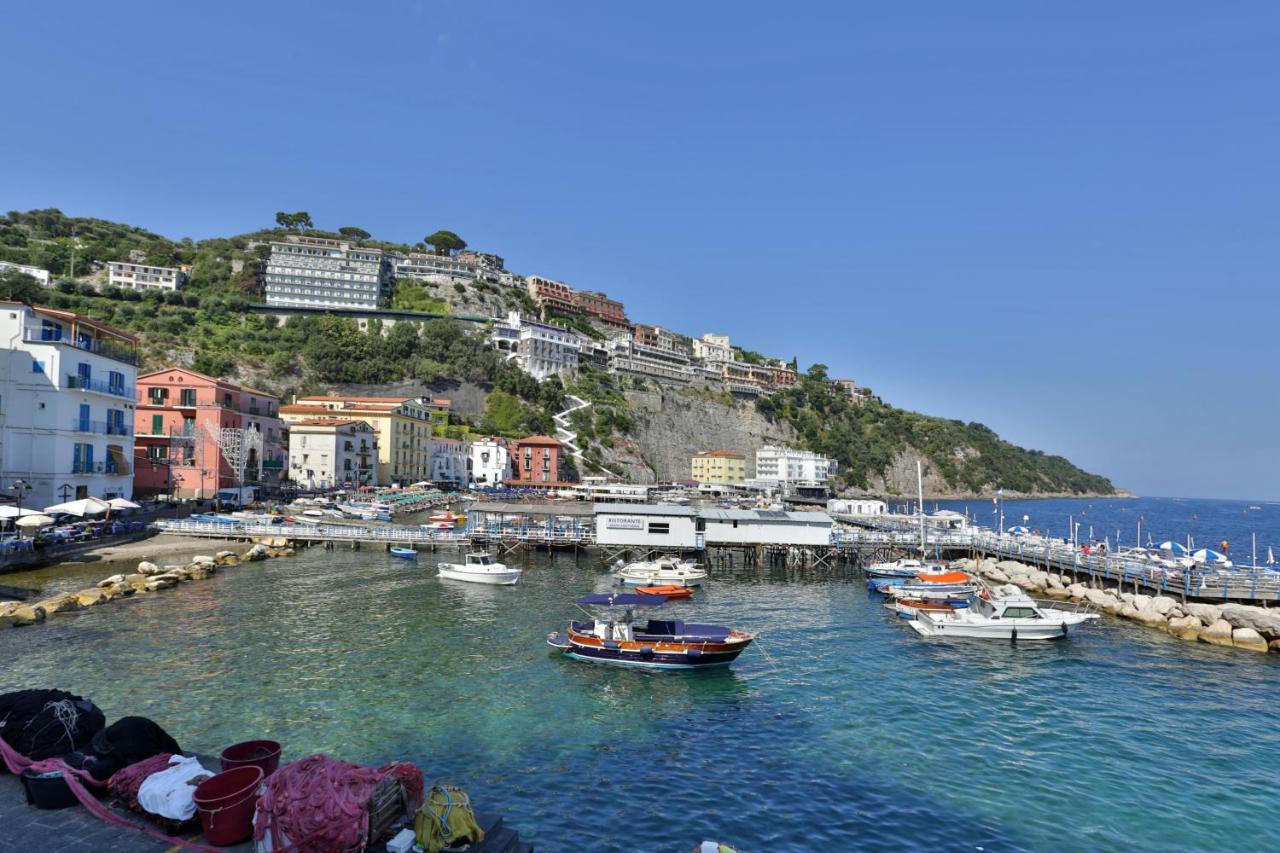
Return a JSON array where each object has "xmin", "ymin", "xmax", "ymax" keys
[
  {"xmin": 549, "ymin": 627, "xmax": 752, "ymax": 669},
  {"xmin": 908, "ymin": 613, "xmax": 1096, "ymax": 640},
  {"xmin": 438, "ymin": 566, "xmax": 522, "ymax": 585}
]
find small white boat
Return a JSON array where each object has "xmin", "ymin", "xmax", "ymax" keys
[
  {"xmin": 438, "ymin": 552, "xmax": 522, "ymax": 585},
  {"xmin": 908, "ymin": 585, "xmax": 1098, "ymax": 640},
  {"xmin": 615, "ymin": 556, "xmax": 707, "ymax": 587}
]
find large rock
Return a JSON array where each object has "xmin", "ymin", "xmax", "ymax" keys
[
  {"xmin": 98, "ymin": 574, "xmax": 126, "ymax": 589},
  {"xmin": 217, "ymin": 554, "xmax": 239, "ymax": 566},
  {"xmin": 1119, "ymin": 604, "xmax": 1139, "ymax": 620},
  {"xmin": 9, "ymin": 604, "xmax": 46, "ymax": 626},
  {"xmin": 1220, "ymin": 605, "xmax": 1280, "ymax": 640},
  {"xmin": 1131, "ymin": 594, "xmax": 1152, "ymax": 611},
  {"xmin": 192, "ymin": 555, "xmax": 216, "ymax": 566},
  {"xmin": 985, "ymin": 568, "xmax": 1010, "ymax": 584},
  {"xmin": 74, "ymin": 588, "xmax": 109, "ymax": 607},
  {"xmin": 106, "ymin": 582, "xmax": 134, "ymax": 598},
  {"xmin": 1232, "ymin": 627, "xmax": 1270, "ymax": 653},
  {"xmin": 1199, "ymin": 619, "xmax": 1235, "ymax": 647},
  {"xmin": 1044, "ymin": 587, "xmax": 1071, "ymax": 600},
  {"xmin": 1133, "ymin": 607, "xmax": 1168, "ymax": 628},
  {"xmin": 243, "ymin": 543, "xmax": 269, "ymax": 562},
  {"xmin": 1084, "ymin": 589, "xmax": 1123, "ymax": 614},
  {"xmin": 997, "ymin": 560, "xmax": 1028, "ymax": 575},
  {"xmin": 147, "ymin": 574, "xmax": 180, "ymax": 590},
  {"xmin": 1184, "ymin": 603, "xmax": 1222, "ymax": 625},
  {"xmin": 1149, "ymin": 596, "xmax": 1178, "ymax": 616},
  {"xmin": 1047, "ymin": 574, "xmax": 1065, "ymax": 589},
  {"xmin": 1067, "ymin": 583, "xmax": 1088, "ymax": 600},
  {"xmin": 137, "ymin": 561, "xmax": 161, "ymax": 576},
  {"xmin": 35, "ymin": 593, "xmax": 82, "ymax": 615},
  {"xmin": 1166, "ymin": 615, "xmax": 1203, "ymax": 641}
]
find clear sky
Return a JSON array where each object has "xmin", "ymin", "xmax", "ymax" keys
[{"xmin": 2, "ymin": 2, "xmax": 1276, "ymax": 500}]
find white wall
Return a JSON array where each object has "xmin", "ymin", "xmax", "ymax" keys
[
  {"xmin": 594, "ymin": 509, "xmax": 700, "ymax": 548},
  {"xmin": 702, "ymin": 517, "xmax": 834, "ymax": 546}
]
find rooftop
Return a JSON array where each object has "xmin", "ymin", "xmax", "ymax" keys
[
  {"xmin": 594, "ymin": 503, "xmax": 699, "ymax": 517},
  {"xmin": 517, "ymin": 435, "xmax": 562, "ymax": 447},
  {"xmin": 288, "ymin": 418, "xmax": 371, "ymax": 428},
  {"xmin": 695, "ymin": 450, "xmax": 745, "ymax": 459}
]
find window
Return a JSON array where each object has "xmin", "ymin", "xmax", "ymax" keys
[
  {"xmin": 151, "ymin": 414, "xmax": 165, "ymax": 435},
  {"xmin": 1001, "ymin": 607, "xmax": 1041, "ymax": 619},
  {"xmin": 31, "ymin": 358, "xmax": 44, "ymax": 375},
  {"xmin": 77, "ymin": 362, "xmax": 91, "ymax": 384},
  {"xmin": 78, "ymin": 404, "xmax": 91, "ymax": 431},
  {"xmin": 108, "ymin": 409, "xmax": 125, "ymax": 435},
  {"xmin": 647, "ymin": 522, "xmax": 671, "ymax": 535},
  {"xmin": 108, "ymin": 371, "xmax": 124, "ymax": 395},
  {"xmin": 149, "ymin": 387, "xmax": 169, "ymax": 404},
  {"xmin": 180, "ymin": 388, "xmax": 197, "ymax": 407},
  {"xmin": 146, "ymin": 445, "xmax": 168, "ymax": 461}
]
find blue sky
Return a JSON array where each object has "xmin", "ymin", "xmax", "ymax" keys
[{"xmin": 2, "ymin": 3, "xmax": 1276, "ymax": 499}]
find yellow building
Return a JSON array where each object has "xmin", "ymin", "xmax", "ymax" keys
[
  {"xmin": 281, "ymin": 394, "xmax": 450, "ymax": 486},
  {"xmin": 691, "ymin": 450, "xmax": 747, "ymax": 484}
]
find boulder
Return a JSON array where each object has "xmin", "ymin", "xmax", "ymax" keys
[
  {"xmin": 1184, "ymin": 603, "xmax": 1222, "ymax": 625},
  {"xmin": 192, "ymin": 555, "xmax": 216, "ymax": 566},
  {"xmin": 1028, "ymin": 569, "xmax": 1050, "ymax": 588},
  {"xmin": 1199, "ymin": 619, "xmax": 1235, "ymax": 647},
  {"xmin": 1047, "ymin": 574, "xmax": 1065, "ymax": 589},
  {"xmin": 985, "ymin": 568, "xmax": 1010, "ymax": 584},
  {"xmin": 9, "ymin": 604, "xmax": 47, "ymax": 626},
  {"xmin": 1220, "ymin": 605, "xmax": 1280, "ymax": 640},
  {"xmin": 1067, "ymin": 583, "xmax": 1088, "ymax": 600},
  {"xmin": 1270, "ymin": 639, "xmax": 1280, "ymax": 654},
  {"xmin": 187, "ymin": 567, "xmax": 210, "ymax": 581},
  {"xmin": 106, "ymin": 582, "xmax": 134, "ymax": 598},
  {"xmin": 147, "ymin": 574, "xmax": 180, "ymax": 590},
  {"xmin": 1232, "ymin": 627, "xmax": 1270, "ymax": 653},
  {"xmin": 137, "ymin": 561, "xmax": 161, "ymax": 576},
  {"xmin": 1133, "ymin": 607, "xmax": 1168, "ymax": 629},
  {"xmin": 1149, "ymin": 596, "xmax": 1178, "ymax": 616},
  {"xmin": 98, "ymin": 574, "xmax": 126, "ymax": 589},
  {"xmin": 216, "ymin": 554, "xmax": 239, "ymax": 566},
  {"xmin": 74, "ymin": 588, "xmax": 109, "ymax": 607},
  {"xmin": 1119, "ymin": 604, "xmax": 1139, "ymax": 620},
  {"xmin": 1166, "ymin": 615, "xmax": 1203, "ymax": 641},
  {"xmin": 215, "ymin": 550, "xmax": 236, "ymax": 559},
  {"xmin": 243, "ymin": 543, "xmax": 269, "ymax": 562},
  {"xmin": 1119, "ymin": 592, "xmax": 1135, "ymax": 605},
  {"xmin": 279, "ymin": 548, "xmax": 296, "ymax": 557},
  {"xmin": 1044, "ymin": 587, "xmax": 1071, "ymax": 600},
  {"xmin": 1084, "ymin": 589, "xmax": 1123, "ymax": 614},
  {"xmin": 35, "ymin": 593, "xmax": 81, "ymax": 615},
  {"xmin": 997, "ymin": 560, "xmax": 1028, "ymax": 575},
  {"xmin": 1011, "ymin": 576, "xmax": 1039, "ymax": 592}
]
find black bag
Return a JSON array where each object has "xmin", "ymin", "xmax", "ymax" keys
[
  {"xmin": 0, "ymin": 689, "xmax": 106, "ymax": 762},
  {"xmin": 90, "ymin": 717, "xmax": 182, "ymax": 767}
]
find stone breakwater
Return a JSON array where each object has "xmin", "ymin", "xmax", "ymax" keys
[
  {"xmin": 0, "ymin": 540, "xmax": 295, "ymax": 629},
  {"xmin": 958, "ymin": 557, "xmax": 1280, "ymax": 654}
]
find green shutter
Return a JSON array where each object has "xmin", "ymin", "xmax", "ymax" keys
[{"xmin": 151, "ymin": 414, "xmax": 164, "ymax": 435}]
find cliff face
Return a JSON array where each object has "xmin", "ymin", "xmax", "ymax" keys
[{"xmin": 597, "ymin": 386, "xmax": 797, "ymax": 483}]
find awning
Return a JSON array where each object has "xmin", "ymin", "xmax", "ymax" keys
[{"xmin": 107, "ymin": 445, "xmax": 131, "ymax": 476}]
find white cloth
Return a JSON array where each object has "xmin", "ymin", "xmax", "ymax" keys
[{"xmin": 137, "ymin": 754, "xmax": 211, "ymax": 821}]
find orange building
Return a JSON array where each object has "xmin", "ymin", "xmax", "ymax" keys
[{"xmin": 511, "ymin": 435, "xmax": 571, "ymax": 484}]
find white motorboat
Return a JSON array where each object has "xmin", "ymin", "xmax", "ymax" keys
[
  {"xmin": 907, "ymin": 584, "xmax": 1098, "ymax": 640},
  {"xmin": 437, "ymin": 552, "xmax": 522, "ymax": 585},
  {"xmin": 615, "ymin": 555, "xmax": 707, "ymax": 587}
]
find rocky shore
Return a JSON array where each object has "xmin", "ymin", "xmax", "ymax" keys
[
  {"xmin": 958, "ymin": 556, "xmax": 1280, "ymax": 653},
  {"xmin": 0, "ymin": 540, "xmax": 295, "ymax": 629}
]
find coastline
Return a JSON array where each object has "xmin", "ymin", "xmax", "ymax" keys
[{"xmin": 846, "ymin": 490, "xmax": 1137, "ymax": 502}]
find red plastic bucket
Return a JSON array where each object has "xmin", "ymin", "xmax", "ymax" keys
[
  {"xmin": 193, "ymin": 765, "xmax": 263, "ymax": 846},
  {"xmin": 220, "ymin": 739, "xmax": 282, "ymax": 777}
]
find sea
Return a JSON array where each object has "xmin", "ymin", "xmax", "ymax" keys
[{"xmin": 2, "ymin": 496, "xmax": 1278, "ymax": 852}]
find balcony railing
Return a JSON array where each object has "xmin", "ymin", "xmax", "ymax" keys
[
  {"xmin": 70, "ymin": 460, "xmax": 130, "ymax": 475},
  {"xmin": 65, "ymin": 375, "xmax": 134, "ymax": 399},
  {"xmin": 70, "ymin": 419, "xmax": 131, "ymax": 436},
  {"xmin": 25, "ymin": 328, "xmax": 139, "ymax": 366}
]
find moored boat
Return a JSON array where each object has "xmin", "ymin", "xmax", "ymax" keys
[
  {"xmin": 438, "ymin": 552, "xmax": 522, "ymax": 585},
  {"xmin": 908, "ymin": 585, "xmax": 1098, "ymax": 640},
  {"xmin": 547, "ymin": 593, "xmax": 753, "ymax": 670},
  {"xmin": 615, "ymin": 556, "xmax": 707, "ymax": 587},
  {"xmin": 634, "ymin": 584, "xmax": 695, "ymax": 599},
  {"xmin": 390, "ymin": 546, "xmax": 418, "ymax": 559},
  {"xmin": 889, "ymin": 597, "xmax": 970, "ymax": 619}
]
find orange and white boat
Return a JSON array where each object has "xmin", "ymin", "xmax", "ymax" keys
[{"xmin": 634, "ymin": 585, "xmax": 695, "ymax": 599}]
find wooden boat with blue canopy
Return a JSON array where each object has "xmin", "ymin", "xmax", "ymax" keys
[{"xmin": 546, "ymin": 593, "xmax": 755, "ymax": 670}]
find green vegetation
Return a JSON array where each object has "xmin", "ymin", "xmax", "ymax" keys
[
  {"xmin": 756, "ymin": 364, "xmax": 1115, "ymax": 495},
  {"xmin": 391, "ymin": 279, "xmax": 450, "ymax": 314},
  {"xmin": 424, "ymin": 230, "xmax": 466, "ymax": 256},
  {"xmin": 544, "ymin": 309, "xmax": 604, "ymax": 340}
]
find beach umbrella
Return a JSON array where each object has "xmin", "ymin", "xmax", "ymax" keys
[
  {"xmin": 1007, "ymin": 526, "xmax": 1030, "ymax": 534},
  {"xmin": 43, "ymin": 497, "xmax": 111, "ymax": 517},
  {"xmin": 1192, "ymin": 548, "xmax": 1229, "ymax": 565},
  {"xmin": 1158, "ymin": 541, "xmax": 1190, "ymax": 557},
  {"xmin": 107, "ymin": 497, "xmax": 141, "ymax": 510},
  {"xmin": 0, "ymin": 505, "xmax": 43, "ymax": 519},
  {"xmin": 14, "ymin": 514, "xmax": 55, "ymax": 528}
]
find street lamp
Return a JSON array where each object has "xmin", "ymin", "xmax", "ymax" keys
[{"xmin": 11, "ymin": 479, "xmax": 31, "ymax": 511}]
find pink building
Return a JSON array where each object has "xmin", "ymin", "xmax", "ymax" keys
[{"xmin": 133, "ymin": 368, "xmax": 285, "ymax": 499}]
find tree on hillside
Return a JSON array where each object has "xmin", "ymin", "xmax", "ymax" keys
[
  {"xmin": 274, "ymin": 211, "xmax": 314, "ymax": 231},
  {"xmin": 424, "ymin": 230, "xmax": 466, "ymax": 256},
  {"xmin": 0, "ymin": 269, "xmax": 42, "ymax": 303},
  {"xmin": 338, "ymin": 226, "xmax": 370, "ymax": 242}
]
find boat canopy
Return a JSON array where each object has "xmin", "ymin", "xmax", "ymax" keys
[
  {"xmin": 914, "ymin": 571, "xmax": 971, "ymax": 584},
  {"xmin": 577, "ymin": 593, "xmax": 667, "ymax": 607}
]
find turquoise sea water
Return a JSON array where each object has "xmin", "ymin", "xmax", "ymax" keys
[{"xmin": 3, "ymin": 498, "xmax": 1280, "ymax": 851}]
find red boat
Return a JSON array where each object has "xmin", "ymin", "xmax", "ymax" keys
[{"xmin": 635, "ymin": 585, "xmax": 695, "ymax": 599}]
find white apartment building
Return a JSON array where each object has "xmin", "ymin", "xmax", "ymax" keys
[
  {"xmin": 607, "ymin": 339, "xmax": 693, "ymax": 384},
  {"xmin": 430, "ymin": 437, "xmax": 467, "ymax": 486},
  {"xmin": 264, "ymin": 236, "xmax": 389, "ymax": 310},
  {"xmin": 0, "ymin": 303, "xmax": 137, "ymax": 509},
  {"xmin": 107, "ymin": 261, "xmax": 186, "ymax": 291},
  {"xmin": 692, "ymin": 333, "xmax": 733, "ymax": 363},
  {"xmin": 754, "ymin": 445, "xmax": 838, "ymax": 487},
  {"xmin": 393, "ymin": 252, "xmax": 500, "ymax": 286},
  {"xmin": 469, "ymin": 438, "xmax": 512, "ymax": 487},
  {"xmin": 489, "ymin": 312, "xmax": 580, "ymax": 380},
  {"xmin": 0, "ymin": 261, "xmax": 52, "ymax": 287},
  {"xmin": 287, "ymin": 419, "xmax": 378, "ymax": 490}
]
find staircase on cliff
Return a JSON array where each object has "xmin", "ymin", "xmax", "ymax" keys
[{"xmin": 553, "ymin": 394, "xmax": 615, "ymax": 477}]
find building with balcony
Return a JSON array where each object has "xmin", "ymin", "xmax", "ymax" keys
[
  {"xmin": 489, "ymin": 312, "xmax": 581, "ymax": 380},
  {"xmin": 264, "ymin": 235, "xmax": 389, "ymax": 310},
  {"xmin": 0, "ymin": 303, "xmax": 138, "ymax": 508},
  {"xmin": 0, "ymin": 261, "xmax": 52, "ymax": 287},
  {"xmin": 834, "ymin": 378, "xmax": 874, "ymax": 406},
  {"xmin": 754, "ymin": 445, "xmax": 838, "ymax": 488},
  {"xmin": 107, "ymin": 261, "xmax": 186, "ymax": 291},
  {"xmin": 429, "ymin": 436, "xmax": 467, "ymax": 486},
  {"xmin": 692, "ymin": 333, "xmax": 733, "ymax": 364},
  {"xmin": 457, "ymin": 250, "xmax": 506, "ymax": 272},
  {"xmin": 133, "ymin": 368, "xmax": 285, "ymax": 500},
  {"xmin": 720, "ymin": 361, "xmax": 773, "ymax": 397},
  {"xmin": 575, "ymin": 290, "xmax": 630, "ymax": 329},
  {"xmin": 287, "ymin": 419, "xmax": 378, "ymax": 490},
  {"xmin": 281, "ymin": 394, "xmax": 447, "ymax": 486},
  {"xmin": 607, "ymin": 339, "xmax": 693, "ymax": 385},
  {"xmin": 691, "ymin": 450, "xmax": 747, "ymax": 484},
  {"xmin": 525, "ymin": 276, "xmax": 577, "ymax": 314},
  {"xmin": 393, "ymin": 252, "xmax": 502, "ymax": 286},
  {"xmin": 633, "ymin": 324, "xmax": 690, "ymax": 355},
  {"xmin": 511, "ymin": 435, "xmax": 571, "ymax": 485},
  {"xmin": 468, "ymin": 437, "xmax": 512, "ymax": 487}
]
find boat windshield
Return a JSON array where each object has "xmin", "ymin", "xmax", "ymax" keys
[
  {"xmin": 1001, "ymin": 606, "xmax": 1042, "ymax": 618},
  {"xmin": 468, "ymin": 554, "xmax": 493, "ymax": 565}
]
